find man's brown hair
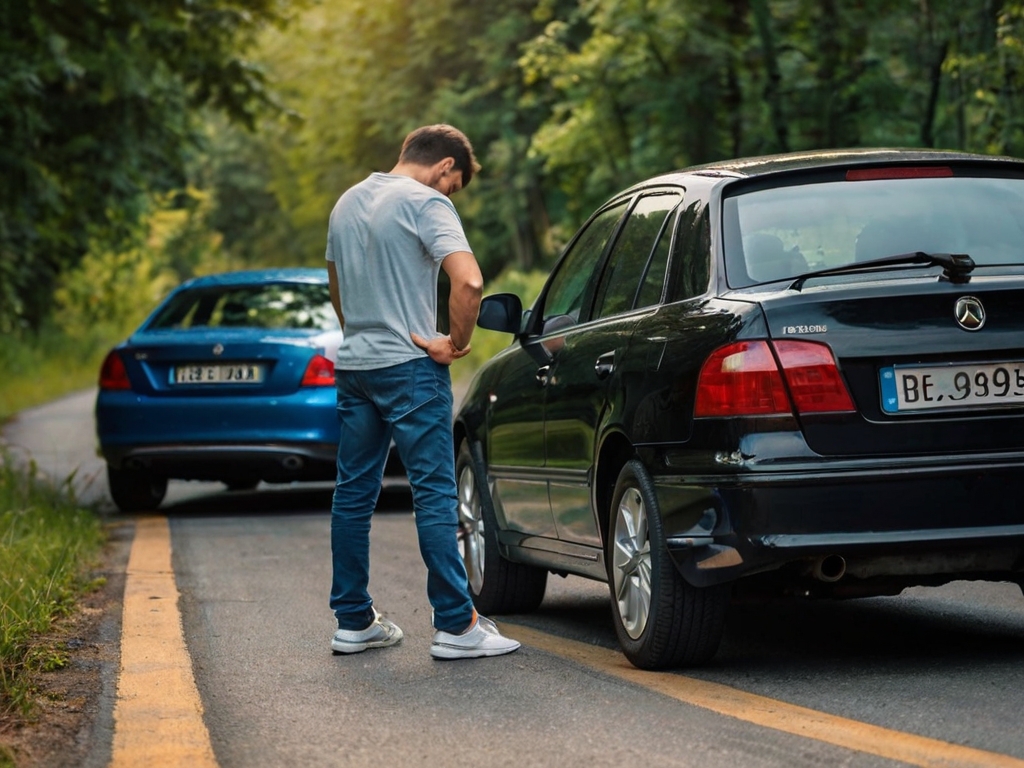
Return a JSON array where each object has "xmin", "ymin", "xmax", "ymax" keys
[{"xmin": 399, "ymin": 124, "xmax": 481, "ymax": 188}]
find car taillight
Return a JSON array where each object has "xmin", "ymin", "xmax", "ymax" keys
[
  {"xmin": 694, "ymin": 340, "xmax": 855, "ymax": 417},
  {"xmin": 301, "ymin": 354, "xmax": 336, "ymax": 387},
  {"xmin": 773, "ymin": 340, "xmax": 855, "ymax": 413},
  {"xmin": 694, "ymin": 341, "xmax": 790, "ymax": 416},
  {"xmin": 99, "ymin": 351, "xmax": 131, "ymax": 391}
]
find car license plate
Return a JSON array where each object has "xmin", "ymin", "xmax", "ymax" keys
[
  {"xmin": 880, "ymin": 361, "xmax": 1024, "ymax": 413},
  {"xmin": 173, "ymin": 363, "xmax": 265, "ymax": 385}
]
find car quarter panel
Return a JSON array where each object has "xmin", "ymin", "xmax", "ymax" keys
[{"xmin": 623, "ymin": 297, "xmax": 767, "ymax": 447}]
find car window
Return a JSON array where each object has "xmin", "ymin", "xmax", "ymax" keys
[
  {"xmin": 592, "ymin": 192, "xmax": 683, "ymax": 319},
  {"xmin": 148, "ymin": 282, "xmax": 341, "ymax": 331},
  {"xmin": 665, "ymin": 200, "xmax": 711, "ymax": 302},
  {"xmin": 541, "ymin": 201, "xmax": 628, "ymax": 328},
  {"xmin": 723, "ymin": 174, "xmax": 1024, "ymax": 288}
]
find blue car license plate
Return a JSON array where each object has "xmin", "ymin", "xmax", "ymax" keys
[
  {"xmin": 880, "ymin": 361, "xmax": 1024, "ymax": 413},
  {"xmin": 173, "ymin": 363, "xmax": 265, "ymax": 385}
]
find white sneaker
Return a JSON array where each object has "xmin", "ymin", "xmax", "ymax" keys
[
  {"xmin": 331, "ymin": 609, "xmax": 403, "ymax": 654},
  {"xmin": 430, "ymin": 612, "xmax": 520, "ymax": 659}
]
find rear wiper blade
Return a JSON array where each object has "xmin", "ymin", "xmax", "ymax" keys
[{"xmin": 789, "ymin": 251, "xmax": 975, "ymax": 291}]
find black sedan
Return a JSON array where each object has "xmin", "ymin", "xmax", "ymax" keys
[{"xmin": 453, "ymin": 148, "xmax": 1024, "ymax": 669}]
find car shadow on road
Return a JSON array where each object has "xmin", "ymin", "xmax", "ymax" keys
[
  {"xmin": 500, "ymin": 577, "xmax": 620, "ymax": 649},
  {"xmin": 501, "ymin": 580, "xmax": 1024, "ymax": 678},
  {"xmin": 158, "ymin": 481, "xmax": 413, "ymax": 518},
  {"xmin": 709, "ymin": 587, "xmax": 1024, "ymax": 676}
]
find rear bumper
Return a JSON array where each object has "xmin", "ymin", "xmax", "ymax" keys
[
  {"xmin": 653, "ymin": 457, "xmax": 1024, "ymax": 591},
  {"xmin": 102, "ymin": 443, "xmax": 338, "ymax": 483},
  {"xmin": 95, "ymin": 389, "xmax": 405, "ymax": 483},
  {"xmin": 95, "ymin": 388, "xmax": 339, "ymax": 445},
  {"xmin": 101, "ymin": 441, "xmax": 406, "ymax": 483}
]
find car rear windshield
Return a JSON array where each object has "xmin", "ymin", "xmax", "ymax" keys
[
  {"xmin": 147, "ymin": 282, "xmax": 340, "ymax": 331},
  {"xmin": 722, "ymin": 172, "xmax": 1024, "ymax": 287}
]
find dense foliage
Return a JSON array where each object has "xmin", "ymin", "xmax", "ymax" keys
[
  {"xmin": 0, "ymin": 0, "xmax": 294, "ymax": 335},
  {"xmin": 6, "ymin": 0, "xmax": 1024, "ymax": 337},
  {"xmin": 220, "ymin": 0, "xmax": 1024, "ymax": 284}
]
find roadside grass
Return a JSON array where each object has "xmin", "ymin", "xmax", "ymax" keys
[
  {"xmin": 0, "ymin": 327, "xmax": 114, "ymax": 727},
  {"xmin": 0, "ymin": 454, "xmax": 105, "ymax": 718},
  {"xmin": 0, "ymin": 325, "xmax": 115, "ymax": 424}
]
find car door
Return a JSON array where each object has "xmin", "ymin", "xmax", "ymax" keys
[
  {"xmin": 485, "ymin": 202, "xmax": 629, "ymax": 541},
  {"xmin": 481, "ymin": 200, "xmax": 627, "ymax": 549},
  {"xmin": 543, "ymin": 190, "xmax": 685, "ymax": 546},
  {"xmin": 485, "ymin": 334, "xmax": 556, "ymax": 538}
]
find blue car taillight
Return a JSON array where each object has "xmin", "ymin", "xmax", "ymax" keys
[
  {"xmin": 301, "ymin": 354, "xmax": 336, "ymax": 387},
  {"xmin": 99, "ymin": 351, "xmax": 131, "ymax": 391}
]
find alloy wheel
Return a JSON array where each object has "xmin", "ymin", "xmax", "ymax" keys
[
  {"xmin": 457, "ymin": 463, "xmax": 485, "ymax": 594},
  {"xmin": 611, "ymin": 485, "xmax": 652, "ymax": 639}
]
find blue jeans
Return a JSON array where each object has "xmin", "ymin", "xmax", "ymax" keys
[{"xmin": 330, "ymin": 356, "xmax": 474, "ymax": 633}]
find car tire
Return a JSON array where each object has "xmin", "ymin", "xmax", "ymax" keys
[
  {"xmin": 456, "ymin": 439, "xmax": 547, "ymax": 614},
  {"xmin": 606, "ymin": 459, "xmax": 729, "ymax": 669},
  {"xmin": 107, "ymin": 465, "xmax": 168, "ymax": 513}
]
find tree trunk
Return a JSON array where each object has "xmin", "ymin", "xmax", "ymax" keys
[
  {"xmin": 816, "ymin": 0, "xmax": 841, "ymax": 147},
  {"xmin": 750, "ymin": 0, "xmax": 788, "ymax": 152},
  {"xmin": 724, "ymin": 0, "xmax": 749, "ymax": 157},
  {"xmin": 921, "ymin": 40, "xmax": 949, "ymax": 147}
]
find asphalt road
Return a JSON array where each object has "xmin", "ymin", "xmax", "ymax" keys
[{"xmin": 5, "ymin": 390, "xmax": 1024, "ymax": 767}]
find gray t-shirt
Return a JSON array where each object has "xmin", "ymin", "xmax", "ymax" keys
[{"xmin": 325, "ymin": 172, "xmax": 472, "ymax": 370}]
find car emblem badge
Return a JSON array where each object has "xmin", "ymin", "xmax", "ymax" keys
[
  {"xmin": 954, "ymin": 296, "xmax": 985, "ymax": 331},
  {"xmin": 212, "ymin": 343, "xmax": 225, "ymax": 355}
]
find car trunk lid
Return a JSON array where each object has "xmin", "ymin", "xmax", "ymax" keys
[
  {"xmin": 118, "ymin": 328, "xmax": 331, "ymax": 397},
  {"xmin": 755, "ymin": 273, "xmax": 1024, "ymax": 456}
]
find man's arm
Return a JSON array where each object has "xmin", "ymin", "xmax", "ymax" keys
[
  {"xmin": 441, "ymin": 250, "xmax": 483, "ymax": 350},
  {"xmin": 410, "ymin": 250, "xmax": 482, "ymax": 365},
  {"xmin": 327, "ymin": 265, "xmax": 344, "ymax": 328}
]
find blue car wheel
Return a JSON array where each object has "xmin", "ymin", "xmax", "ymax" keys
[{"xmin": 107, "ymin": 465, "xmax": 168, "ymax": 513}]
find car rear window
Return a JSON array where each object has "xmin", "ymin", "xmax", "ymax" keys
[
  {"xmin": 147, "ymin": 282, "xmax": 340, "ymax": 331},
  {"xmin": 722, "ymin": 172, "xmax": 1024, "ymax": 287}
]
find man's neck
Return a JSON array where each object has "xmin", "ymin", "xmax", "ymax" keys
[{"xmin": 389, "ymin": 161, "xmax": 435, "ymax": 187}]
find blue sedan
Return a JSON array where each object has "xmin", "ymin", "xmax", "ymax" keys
[{"xmin": 95, "ymin": 268, "xmax": 400, "ymax": 512}]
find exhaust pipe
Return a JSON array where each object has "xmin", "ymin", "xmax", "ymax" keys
[
  {"xmin": 281, "ymin": 455, "xmax": 304, "ymax": 471},
  {"xmin": 812, "ymin": 554, "xmax": 847, "ymax": 583}
]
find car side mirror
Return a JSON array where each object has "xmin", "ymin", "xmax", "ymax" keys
[{"xmin": 477, "ymin": 293, "xmax": 523, "ymax": 334}]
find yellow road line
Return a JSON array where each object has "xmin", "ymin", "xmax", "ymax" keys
[
  {"xmin": 111, "ymin": 515, "xmax": 218, "ymax": 768},
  {"xmin": 502, "ymin": 623, "xmax": 1024, "ymax": 768}
]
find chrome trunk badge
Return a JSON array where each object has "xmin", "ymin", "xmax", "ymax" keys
[
  {"xmin": 212, "ymin": 343, "xmax": 225, "ymax": 355},
  {"xmin": 954, "ymin": 296, "xmax": 985, "ymax": 331}
]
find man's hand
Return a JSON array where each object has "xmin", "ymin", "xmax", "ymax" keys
[{"xmin": 411, "ymin": 333, "xmax": 471, "ymax": 365}]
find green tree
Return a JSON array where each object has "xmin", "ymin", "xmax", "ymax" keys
[
  {"xmin": 248, "ymin": 0, "xmax": 561, "ymax": 277},
  {"xmin": 0, "ymin": 0, "xmax": 296, "ymax": 335},
  {"xmin": 206, "ymin": 0, "xmax": 1024, "ymax": 296}
]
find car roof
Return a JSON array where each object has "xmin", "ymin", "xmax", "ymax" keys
[
  {"xmin": 181, "ymin": 268, "xmax": 327, "ymax": 289},
  {"xmin": 629, "ymin": 147, "xmax": 1024, "ymax": 190}
]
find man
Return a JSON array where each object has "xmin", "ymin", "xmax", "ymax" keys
[{"xmin": 324, "ymin": 124, "xmax": 520, "ymax": 659}]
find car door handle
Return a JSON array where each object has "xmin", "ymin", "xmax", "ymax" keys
[
  {"xmin": 536, "ymin": 365, "xmax": 551, "ymax": 387},
  {"xmin": 594, "ymin": 351, "xmax": 615, "ymax": 380}
]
